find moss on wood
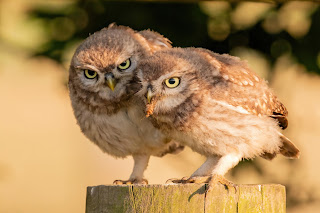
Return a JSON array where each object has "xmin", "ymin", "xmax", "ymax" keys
[{"xmin": 86, "ymin": 184, "xmax": 285, "ymax": 213}]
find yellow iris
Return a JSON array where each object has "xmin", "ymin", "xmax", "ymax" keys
[
  {"xmin": 164, "ymin": 77, "xmax": 180, "ymax": 88},
  {"xmin": 84, "ymin": 69, "xmax": 97, "ymax": 79},
  {"xmin": 117, "ymin": 59, "xmax": 131, "ymax": 70}
]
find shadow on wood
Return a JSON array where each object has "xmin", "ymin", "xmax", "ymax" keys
[{"xmin": 86, "ymin": 184, "xmax": 285, "ymax": 213}]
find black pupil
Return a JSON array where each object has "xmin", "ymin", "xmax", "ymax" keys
[
  {"xmin": 120, "ymin": 61, "xmax": 127, "ymax": 66},
  {"xmin": 168, "ymin": 78, "xmax": 176, "ymax": 84},
  {"xmin": 88, "ymin": 70, "xmax": 95, "ymax": 76}
]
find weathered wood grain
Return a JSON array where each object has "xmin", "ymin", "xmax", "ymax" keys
[{"xmin": 86, "ymin": 184, "xmax": 285, "ymax": 213}]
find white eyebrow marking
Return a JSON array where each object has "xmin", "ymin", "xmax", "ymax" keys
[{"xmin": 75, "ymin": 64, "xmax": 100, "ymax": 72}]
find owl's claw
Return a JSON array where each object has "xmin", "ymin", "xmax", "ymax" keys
[
  {"xmin": 184, "ymin": 176, "xmax": 211, "ymax": 183},
  {"xmin": 165, "ymin": 177, "xmax": 189, "ymax": 184},
  {"xmin": 166, "ymin": 175, "xmax": 236, "ymax": 192},
  {"xmin": 113, "ymin": 178, "xmax": 148, "ymax": 185},
  {"xmin": 207, "ymin": 174, "xmax": 237, "ymax": 193},
  {"xmin": 166, "ymin": 176, "xmax": 211, "ymax": 184}
]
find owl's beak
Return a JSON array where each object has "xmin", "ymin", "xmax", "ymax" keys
[
  {"xmin": 146, "ymin": 87, "xmax": 155, "ymax": 117},
  {"xmin": 105, "ymin": 73, "xmax": 116, "ymax": 91},
  {"xmin": 146, "ymin": 87, "xmax": 153, "ymax": 104}
]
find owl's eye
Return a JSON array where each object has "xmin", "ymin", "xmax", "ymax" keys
[
  {"xmin": 117, "ymin": 59, "xmax": 131, "ymax": 71},
  {"xmin": 164, "ymin": 77, "xmax": 180, "ymax": 88},
  {"xmin": 84, "ymin": 69, "xmax": 98, "ymax": 79}
]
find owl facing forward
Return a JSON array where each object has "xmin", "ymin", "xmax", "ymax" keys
[
  {"xmin": 68, "ymin": 24, "xmax": 183, "ymax": 184},
  {"xmin": 136, "ymin": 47, "xmax": 300, "ymax": 186}
]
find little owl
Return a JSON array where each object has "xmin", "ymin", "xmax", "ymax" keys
[
  {"xmin": 68, "ymin": 24, "xmax": 183, "ymax": 184},
  {"xmin": 135, "ymin": 47, "xmax": 300, "ymax": 187}
]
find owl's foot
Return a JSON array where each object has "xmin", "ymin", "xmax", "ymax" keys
[
  {"xmin": 207, "ymin": 174, "xmax": 236, "ymax": 192},
  {"xmin": 166, "ymin": 176, "xmax": 211, "ymax": 184},
  {"xmin": 166, "ymin": 175, "xmax": 236, "ymax": 192},
  {"xmin": 113, "ymin": 178, "xmax": 148, "ymax": 185},
  {"xmin": 165, "ymin": 177, "xmax": 188, "ymax": 184}
]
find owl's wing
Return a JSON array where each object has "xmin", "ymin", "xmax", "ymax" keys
[
  {"xmin": 138, "ymin": 30, "xmax": 172, "ymax": 51},
  {"xmin": 196, "ymin": 48, "xmax": 288, "ymax": 129}
]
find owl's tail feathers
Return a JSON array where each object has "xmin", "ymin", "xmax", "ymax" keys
[
  {"xmin": 261, "ymin": 134, "xmax": 300, "ymax": 160},
  {"xmin": 279, "ymin": 134, "xmax": 300, "ymax": 159},
  {"xmin": 260, "ymin": 152, "xmax": 277, "ymax": 160}
]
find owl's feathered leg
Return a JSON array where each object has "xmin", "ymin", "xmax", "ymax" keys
[
  {"xmin": 210, "ymin": 153, "xmax": 242, "ymax": 177},
  {"xmin": 166, "ymin": 156, "xmax": 219, "ymax": 184},
  {"xmin": 190, "ymin": 156, "xmax": 220, "ymax": 177},
  {"xmin": 206, "ymin": 153, "xmax": 242, "ymax": 192},
  {"xmin": 113, "ymin": 155, "xmax": 150, "ymax": 185}
]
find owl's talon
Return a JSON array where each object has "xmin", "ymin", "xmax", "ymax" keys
[
  {"xmin": 185, "ymin": 176, "xmax": 211, "ymax": 183},
  {"xmin": 207, "ymin": 175, "xmax": 236, "ymax": 193},
  {"xmin": 113, "ymin": 180, "xmax": 130, "ymax": 185},
  {"xmin": 167, "ymin": 178, "xmax": 184, "ymax": 184},
  {"xmin": 140, "ymin": 179, "xmax": 148, "ymax": 184},
  {"xmin": 165, "ymin": 177, "xmax": 189, "ymax": 184},
  {"xmin": 165, "ymin": 178, "xmax": 177, "ymax": 184},
  {"xmin": 166, "ymin": 175, "xmax": 236, "ymax": 192},
  {"xmin": 113, "ymin": 178, "xmax": 148, "ymax": 185},
  {"xmin": 166, "ymin": 176, "xmax": 211, "ymax": 184}
]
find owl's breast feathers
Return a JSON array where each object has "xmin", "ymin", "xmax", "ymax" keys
[
  {"xmin": 196, "ymin": 48, "xmax": 288, "ymax": 129},
  {"xmin": 69, "ymin": 79, "xmax": 129, "ymax": 114}
]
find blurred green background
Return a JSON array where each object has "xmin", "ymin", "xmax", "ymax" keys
[{"xmin": 1, "ymin": 0, "xmax": 320, "ymax": 212}]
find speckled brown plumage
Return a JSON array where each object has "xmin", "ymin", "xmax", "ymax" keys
[
  {"xmin": 195, "ymin": 48, "xmax": 288, "ymax": 129},
  {"xmin": 68, "ymin": 24, "xmax": 183, "ymax": 185},
  {"xmin": 135, "ymin": 47, "xmax": 300, "ymax": 186}
]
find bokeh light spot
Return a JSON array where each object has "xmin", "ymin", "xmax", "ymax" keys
[
  {"xmin": 262, "ymin": 11, "xmax": 282, "ymax": 34},
  {"xmin": 199, "ymin": 2, "xmax": 230, "ymax": 17},
  {"xmin": 231, "ymin": 3, "xmax": 273, "ymax": 30},
  {"xmin": 207, "ymin": 18, "xmax": 230, "ymax": 41},
  {"xmin": 317, "ymin": 52, "xmax": 320, "ymax": 69},
  {"xmin": 278, "ymin": 2, "xmax": 317, "ymax": 39}
]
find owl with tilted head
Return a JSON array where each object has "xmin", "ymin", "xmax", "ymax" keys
[
  {"xmin": 135, "ymin": 47, "xmax": 300, "ymax": 188},
  {"xmin": 68, "ymin": 24, "xmax": 183, "ymax": 184}
]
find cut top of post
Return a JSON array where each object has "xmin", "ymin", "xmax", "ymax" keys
[{"xmin": 86, "ymin": 183, "xmax": 285, "ymax": 213}]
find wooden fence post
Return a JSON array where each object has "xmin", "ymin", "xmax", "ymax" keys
[{"xmin": 86, "ymin": 184, "xmax": 285, "ymax": 213}]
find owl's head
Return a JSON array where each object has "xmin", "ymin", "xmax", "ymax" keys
[
  {"xmin": 136, "ymin": 48, "xmax": 212, "ymax": 117},
  {"xmin": 69, "ymin": 24, "xmax": 171, "ymax": 112}
]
